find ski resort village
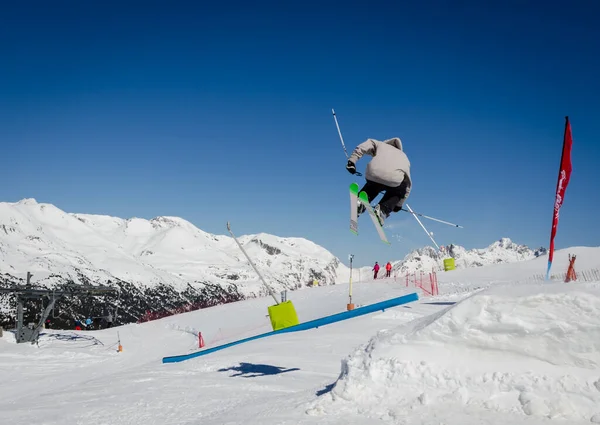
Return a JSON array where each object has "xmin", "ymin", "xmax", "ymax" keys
[{"xmin": 2, "ymin": 2, "xmax": 599, "ymax": 425}]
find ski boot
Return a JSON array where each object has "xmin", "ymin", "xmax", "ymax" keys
[
  {"xmin": 373, "ymin": 204, "xmax": 387, "ymax": 226},
  {"xmin": 357, "ymin": 203, "xmax": 366, "ymax": 216}
]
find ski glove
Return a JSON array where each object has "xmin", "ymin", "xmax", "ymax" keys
[{"xmin": 346, "ymin": 160, "xmax": 356, "ymax": 174}]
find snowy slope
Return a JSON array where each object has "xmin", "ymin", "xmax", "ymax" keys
[
  {"xmin": 0, "ymin": 245, "xmax": 599, "ymax": 425},
  {"xmin": 433, "ymin": 245, "xmax": 600, "ymax": 298}
]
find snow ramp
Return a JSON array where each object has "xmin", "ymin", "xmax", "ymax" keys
[
  {"xmin": 312, "ymin": 282, "xmax": 600, "ymax": 423},
  {"xmin": 162, "ymin": 292, "xmax": 419, "ymax": 363}
]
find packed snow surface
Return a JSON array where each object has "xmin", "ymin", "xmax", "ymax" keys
[
  {"xmin": 0, "ymin": 245, "xmax": 599, "ymax": 425},
  {"xmin": 316, "ymin": 283, "xmax": 600, "ymax": 423}
]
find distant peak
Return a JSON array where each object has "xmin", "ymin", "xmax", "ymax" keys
[
  {"xmin": 150, "ymin": 216, "xmax": 184, "ymax": 227},
  {"xmin": 149, "ymin": 216, "xmax": 203, "ymax": 232},
  {"xmin": 395, "ymin": 237, "xmax": 540, "ymax": 273},
  {"xmin": 125, "ymin": 217, "xmax": 146, "ymax": 223},
  {"xmin": 18, "ymin": 198, "xmax": 38, "ymax": 205},
  {"xmin": 495, "ymin": 237, "xmax": 513, "ymax": 247}
]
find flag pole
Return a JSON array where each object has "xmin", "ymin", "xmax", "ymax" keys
[{"xmin": 546, "ymin": 116, "xmax": 573, "ymax": 280}]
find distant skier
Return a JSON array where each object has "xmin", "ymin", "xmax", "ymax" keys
[
  {"xmin": 385, "ymin": 262, "xmax": 392, "ymax": 278},
  {"xmin": 346, "ymin": 137, "xmax": 412, "ymax": 225},
  {"xmin": 373, "ymin": 262, "xmax": 380, "ymax": 279}
]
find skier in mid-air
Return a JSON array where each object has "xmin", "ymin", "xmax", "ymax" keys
[{"xmin": 346, "ymin": 137, "xmax": 412, "ymax": 225}]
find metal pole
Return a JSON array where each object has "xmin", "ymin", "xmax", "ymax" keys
[
  {"xmin": 347, "ymin": 254, "xmax": 355, "ymax": 310},
  {"xmin": 227, "ymin": 222, "xmax": 280, "ymax": 305},
  {"xmin": 16, "ymin": 296, "xmax": 24, "ymax": 343},
  {"xmin": 405, "ymin": 203, "xmax": 441, "ymax": 250},
  {"xmin": 349, "ymin": 254, "xmax": 354, "ymax": 305},
  {"xmin": 31, "ymin": 295, "xmax": 59, "ymax": 343},
  {"xmin": 19, "ymin": 271, "xmax": 32, "ymax": 342}
]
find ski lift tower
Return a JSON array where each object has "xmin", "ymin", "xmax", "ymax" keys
[{"xmin": 0, "ymin": 272, "xmax": 120, "ymax": 344}]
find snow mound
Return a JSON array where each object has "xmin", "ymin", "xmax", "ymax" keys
[{"xmin": 318, "ymin": 283, "xmax": 600, "ymax": 422}]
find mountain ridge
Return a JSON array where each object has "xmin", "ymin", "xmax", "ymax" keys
[{"xmin": 0, "ymin": 199, "xmax": 548, "ymax": 327}]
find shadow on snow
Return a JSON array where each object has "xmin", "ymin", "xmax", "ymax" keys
[
  {"xmin": 316, "ymin": 382, "xmax": 335, "ymax": 396},
  {"xmin": 218, "ymin": 362, "xmax": 300, "ymax": 378}
]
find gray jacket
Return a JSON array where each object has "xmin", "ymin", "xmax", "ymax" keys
[{"xmin": 349, "ymin": 137, "xmax": 412, "ymax": 197}]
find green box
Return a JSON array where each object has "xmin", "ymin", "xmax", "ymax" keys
[
  {"xmin": 268, "ymin": 300, "xmax": 300, "ymax": 331},
  {"xmin": 443, "ymin": 258, "xmax": 455, "ymax": 271}
]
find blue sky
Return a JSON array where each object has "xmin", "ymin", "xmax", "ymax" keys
[{"xmin": 1, "ymin": 1, "xmax": 599, "ymax": 268}]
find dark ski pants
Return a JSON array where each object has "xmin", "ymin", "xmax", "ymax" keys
[{"xmin": 360, "ymin": 179, "xmax": 408, "ymax": 216}]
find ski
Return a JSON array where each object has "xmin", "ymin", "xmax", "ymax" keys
[
  {"xmin": 349, "ymin": 182, "xmax": 359, "ymax": 235},
  {"xmin": 358, "ymin": 191, "xmax": 391, "ymax": 245}
]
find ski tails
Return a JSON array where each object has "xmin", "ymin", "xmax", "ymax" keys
[
  {"xmin": 349, "ymin": 182, "xmax": 359, "ymax": 235},
  {"xmin": 358, "ymin": 191, "xmax": 390, "ymax": 245},
  {"xmin": 349, "ymin": 182, "xmax": 390, "ymax": 245}
]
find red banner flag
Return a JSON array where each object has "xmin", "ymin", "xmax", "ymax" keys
[{"xmin": 546, "ymin": 116, "xmax": 573, "ymax": 279}]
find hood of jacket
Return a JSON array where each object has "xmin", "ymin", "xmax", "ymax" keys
[{"xmin": 383, "ymin": 137, "xmax": 403, "ymax": 151}]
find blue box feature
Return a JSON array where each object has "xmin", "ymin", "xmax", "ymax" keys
[{"xmin": 162, "ymin": 292, "xmax": 419, "ymax": 363}]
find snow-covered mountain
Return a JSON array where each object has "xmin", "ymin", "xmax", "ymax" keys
[
  {"xmin": 0, "ymin": 199, "xmax": 546, "ymax": 327},
  {"xmin": 357, "ymin": 238, "xmax": 548, "ymax": 277},
  {"xmin": 0, "ymin": 199, "xmax": 343, "ymax": 326},
  {"xmin": 0, "ymin": 198, "xmax": 342, "ymax": 290}
]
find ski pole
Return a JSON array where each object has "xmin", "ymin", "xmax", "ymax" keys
[
  {"xmin": 399, "ymin": 207, "xmax": 463, "ymax": 228},
  {"xmin": 227, "ymin": 221, "xmax": 280, "ymax": 305},
  {"xmin": 405, "ymin": 203, "xmax": 441, "ymax": 250},
  {"xmin": 332, "ymin": 108, "xmax": 362, "ymax": 176}
]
